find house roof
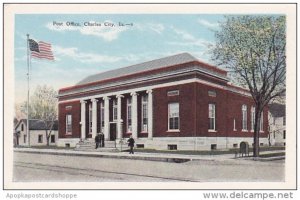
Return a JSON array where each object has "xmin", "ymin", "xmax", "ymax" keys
[
  {"xmin": 15, "ymin": 119, "xmax": 58, "ymax": 131},
  {"xmin": 76, "ymin": 52, "xmax": 225, "ymax": 85},
  {"xmin": 269, "ymin": 103, "xmax": 285, "ymax": 117}
]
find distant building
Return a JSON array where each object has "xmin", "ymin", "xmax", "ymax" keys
[
  {"xmin": 268, "ymin": 103, "xmax": 286, "ymax": 146},
  {"xmin": 14, "ymin": 119, "xmax": 58, "ymax": 146},
  {"xmin": 57, "ymin": 53, "xmax": 269, "ymax": 150}
]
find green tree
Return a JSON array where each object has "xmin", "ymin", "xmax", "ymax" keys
[
  {"xmin": 21, "ymin": 85, "xmax": 58, "ymax": 146},
  {"xmin": 211, "ymin": 16, "xmax": 286, "ymax": 157}
]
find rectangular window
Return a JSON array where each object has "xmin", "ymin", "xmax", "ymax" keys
[
  {"xmin": 50, "ymin": 135, "xmax": 55, "ymax": 143},
  {"xmin": 242, "ymin": 105, "xmax": 247, "ymax": 131},
  {"xmin": 89, "ymin": 104, "xmax": 92, "ymax": 133},
  {"xmin": 251, "ymin": 106, "xmax": 255, "ymax": 131},
  {"xmin": 167, "ymin": 90, "xmax": 179, "ymax": 96},
  {"xmin": 211, "ymin": 144, "xmax": 217, "ymax": 150},
  {"xmin": 233, "ymin": 118, "xmax": 236, "ymax": 131},
  {"xmin": 141, "ymin": 95, "xmax": 148, "ymax": 132},
  {"xmin": 66, "ymin": 114, "xmax": 72, "ymax": 134},
  {"xmin": 168, "ymin": 103, "xmax": 179, "ymax": 130},
  {"xmin": 100, "ymin": 101, "xmax": 104, "ymax": 132},
  {"xmin": 168, "ymin": 144, "xmax": 177, "ymax": 150},
  {"xmin": 38, "ymin": 134, "xmax": 43, "ymax": 143},
  {"xmin": 136, "ymin": 144, "xmax": 145, "ymax": 148},
  {"xmin": 21, "ymin": 124, "xmax": 24, "ymax": 131},
  {"xmin": 127, "ymin": 98, "xmax": 132, "ymax": 132},
  {"xmin": 208, "ymin": 103, "xmax": 216, "ymax": 131},
  {"xmin": 283, "ymin": 116, "xmax": 286, "ymax": 126},
  {"xmin": 283, "ymin": 130, "xmax": 286, "ymax": 139},
  {"xmin": 113, "ymin": 99, "xmax": 118, "ymax": 121},
  {"xmin": 260, "ymin": 112, "xmax": 264, "ymax": 132}
]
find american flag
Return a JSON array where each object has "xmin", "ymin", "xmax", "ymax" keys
[{"xmin": 28, "ymin": 39, "xmax": 54, "ymax": 60}]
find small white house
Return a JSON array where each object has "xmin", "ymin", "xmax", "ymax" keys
[
  {"xmin": 268, "ymin": 103, "xmax": 286, "ymax": 146},
  {"xmin": 14, "ymin": 119, "xmax": 58, "ymax": 146}
]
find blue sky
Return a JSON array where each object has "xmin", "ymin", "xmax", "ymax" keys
[{"xmin": 14, "ymin": 14, "xmax": 225, "ymax": 103}]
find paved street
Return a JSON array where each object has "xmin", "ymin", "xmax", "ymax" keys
[{"xmin": 13, "ymin": 151, "xmax": 284, "ymax": 182}]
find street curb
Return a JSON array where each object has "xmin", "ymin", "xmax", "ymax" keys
[
  {"xmin": 14, "ymin": 149, "xmax": 194, "ymax": 163},
  {"xmin": 237, "ymin": 155, "xmax": 285, "ymax": 162},
  {"xmin": 256, "ymin": 156, "xmax": 285, "ymax": 161}
]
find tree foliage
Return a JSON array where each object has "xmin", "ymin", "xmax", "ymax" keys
[
  {"xmin": 21, "ymin": 85, "xmax": 58, "ymax": 145},
  {"xmin": 211, "ymin": 15, "xmax": 286, "ymax": 156}
]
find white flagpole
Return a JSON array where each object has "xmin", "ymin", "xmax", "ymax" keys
[{"xmin": 26, "ymin": 34, "xmax": 30, "ymax": 147}]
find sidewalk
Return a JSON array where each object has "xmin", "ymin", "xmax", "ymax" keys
[{"xmin": 13, "ymin": 147, "xmax": 285, "ymax": 163}]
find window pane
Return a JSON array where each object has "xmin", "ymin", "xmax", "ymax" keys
[
  {"xmin": 208, "ymin": 104, "xmax": 215, "ymax": 130},
  {"xmin": 127, "ymin": 98, "xmax": 132, "ymax": 132},
  {"xmin": 66, "ymin": 115, "xmax": 72, "ymax": 133},
  {"xmin": 143, "ymin": 118, "xmax": 147, "ymax": 125},
  {"xmin": 169, "ymin": 118, "xmax": 174, "ymax": 129},
  {"xmin": 174, "ymin": 117, "xmax": 179, "ymax": 129},
  {"xmin": 209, "ymin": 118, "xmax": 215, "ymax": 130},
  {"xmin": 209, "ymin": 104, "xmax": 215, "ymax": 118},
  {"xmin": 242, "ymin": 105, "xmax": 247, "ymax": 130},
  {"xmin": 51, "ymin": 135, "xmax": 55, "ymax": 143},
  {"xmin": 168, "ymin": 103, "xmax": 179, "ymax": 130},
  {"xmin": 260, "ymin": 113, "xmax": 263, "ymax": 131}
]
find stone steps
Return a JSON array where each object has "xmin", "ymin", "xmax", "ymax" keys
[{"xmin": 75, "ymin": 140, "xmax": 117, "ymax": 151}]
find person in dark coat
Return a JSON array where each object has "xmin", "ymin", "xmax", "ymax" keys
[
  {"xmin": 127, "ymin": 135, "xmax": 135, "ymax": 154},
  {"xmin": 95, "ymin": 133, "xmax": 100, "ymax": 149},
  {"xmin": 100, "ymin": 132, "xmax": 105, "ymax": 147}
]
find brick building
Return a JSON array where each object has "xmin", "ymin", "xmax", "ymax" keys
[{"xmin": 57, "ymin": 53, "xmax": 268, "ymax": 150}]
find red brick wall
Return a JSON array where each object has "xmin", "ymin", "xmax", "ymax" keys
[
  {"xmin": 152, "ymin": 82, "xmax": 268, "ymax": 138},
  {"xmin": 196, "ymin": 83, "xmax": 228, "ymax": 137},
  {"xmin": 226, "ymin": 91, "xmax": 254, "ymax": 137},
  {"xmin": 58, "ymin": 83, "xmax": 268, "ymax": 140},
  {"xmin": 153, "ymin": 83, "xmax": 197, "ymax": 137},
  {"xmin": 58, "ymin": 101, "xmax": 81, "ymax": 138},
  {"xmin": 225, "ymin": 91, "xmax": 268, "ymax": 138}
]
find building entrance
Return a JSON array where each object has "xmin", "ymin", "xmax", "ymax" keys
[{"xmin": 110, "ymin": 123, "xmax": 117, "ymax": 141}]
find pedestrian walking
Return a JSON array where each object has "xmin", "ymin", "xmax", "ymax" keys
[
  {"xmin": 100, "ymin": 132, "xmax": 105, "ymax": 147},
  {"xmin": 95, "ymin": 133, "xmax": 100, "ymax": 149},
  {"xmin": 127, "ymin": 135, "xmax": 135, "ymax": 154}
]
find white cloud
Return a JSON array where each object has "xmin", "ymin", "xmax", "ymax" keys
[
  {"xmin": 46, "ymin": 21, "xmax": 128, "ymax": 42},
  {"xmin": 172, "ymin": 27, "xmax": 195, "ymax": 41},
  {"xmin": 169, "ymin": 26, "xmax": 213, "ymax": 48},
  {"xmin": 197, "ymin": 19, "xmax": 219, "ymax": 30},
  {"xmin": 148, "ymin": 23, "xmax": 165, "ymax": 34},
  {"xmin": 53, "ymin": 45, "xmax": 122, "ymax": 63},
  {"xmin": 135, "ymin": 23, "xmax": 165, "ymax": 34}
]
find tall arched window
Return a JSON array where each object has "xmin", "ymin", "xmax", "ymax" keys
[
  {"xmin": 127, "ymin": 98, "xmax": 132, "ymax": 132},
  {"xmin": 251, "ymin": 106, "xmax": 255, "ymax": 131},
  {"xmin": 242, "ymin": 104, "xmax": 247, "ymax": 131},
  {"xmin": 141, "ymin": 94, "xmax": 148, "ymax": 132},
  {"xmin": 260, "ymin": 112, "xmax": 264, "ymax": 132}
]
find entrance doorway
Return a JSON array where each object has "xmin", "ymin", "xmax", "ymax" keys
[{"xmin": 110, "ymin": 123, "xmax": 117, "ymax": 141}]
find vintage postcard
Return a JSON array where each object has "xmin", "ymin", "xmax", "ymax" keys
[{"xmin": 3, "ymin": 3, "xmax": 297, "ymax": 190}]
